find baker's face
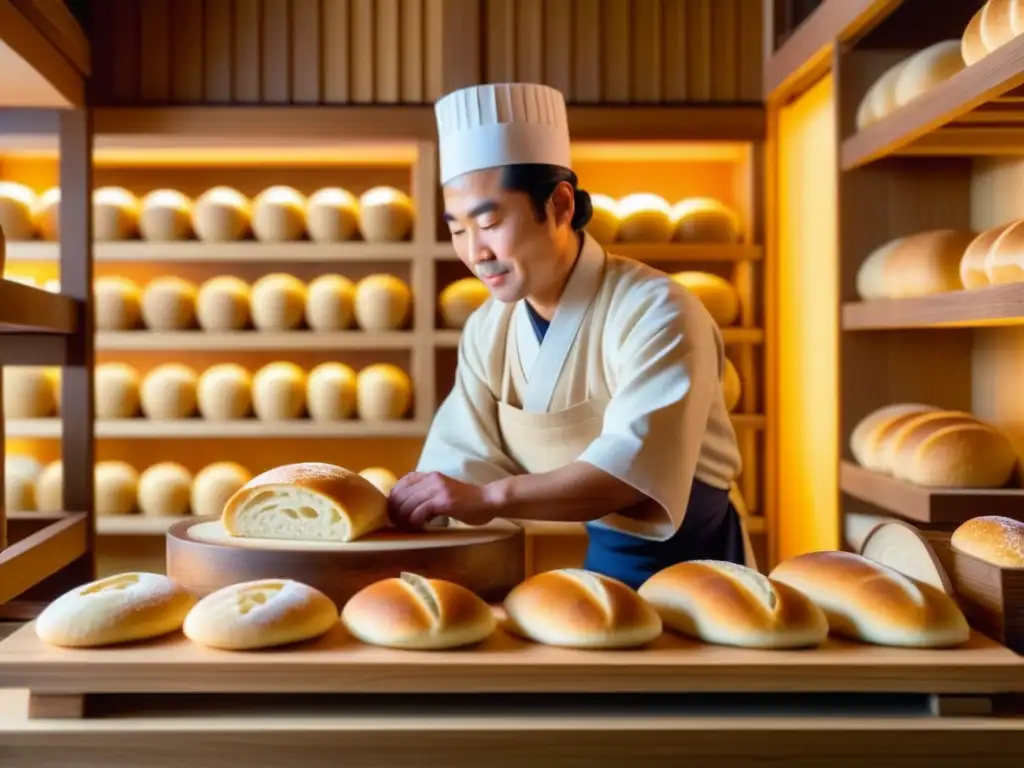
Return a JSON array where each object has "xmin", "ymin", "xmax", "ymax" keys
[{"xmin": 442, "ymin": 168, "xmax": 564, "ymax": 303}]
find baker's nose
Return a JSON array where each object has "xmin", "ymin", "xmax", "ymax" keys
[{"xmin": 468, "ymin": 232, "xmax": 489, "ymax": 264}]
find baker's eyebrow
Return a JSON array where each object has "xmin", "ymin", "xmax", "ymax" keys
[{"xmin": 443, "ymin": 200, "xmax": 498, "ymax": 222}]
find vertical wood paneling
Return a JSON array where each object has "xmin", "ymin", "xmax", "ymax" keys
[
  {"xmin": 516, "ymin": 0, "xmax": 544, "ymax": 84},
  {"xmin": 322, "ymin": 0, "xmax": 350, "ymax": 102},
  {"xmin": 713, "ymin": 0, "xmax": 739, "ymax": 100},
  {"xmin": 486, "ymin": 0, "xmax": 515, "ymax": 82},
  {"xmin": 291, "ymin": 0, "xmax": 321, "ymax": 104},
  {"xmin": 401, "ymin": 0, "xmax": 424, "ymax": 102},
  {"xmin": 138, "ymin": 0, "xmax": 171, "ymax": 102},
  {"xmin": 108, "ymin": 0, "xmax": 140, "ymax": 103},
  {"xmin": 573, "ymin": 0, "xmax": 602, "ymax": 103},
  {"xmin": 600, "ymin": 0, "xmax": 630, "ymax": 102},
  {"xmin": 375, "ymin": 0, "xmax": 401, "ymax": 103},
  {"xmin": 203, "ymin": 0, "xmax": 234, "ymax": 102},
  {"xmin": 233, "ymin": 0, "xmax": 262, "ymax": 103},
  {"xmin": 663, "ymin": 0, "xmax": 688, "ymax": 101},
  {"xmin": 688, "ymin": 0, "xmax": 714, "ymax": 101},
  {"xmin": 350, "ymin": 0, "xmax": 375, "ymax": 103},
  {"xmin": 738, "ymin": 0, "xmax": 764, "ymax": 101},
  {"xmin": 423, "ymin": 0, "xmax": 443, "ymax": 100},
  {"xmin": 261, "ymin": 0, "xmax": 291, "ymax": 103},
  {"xmin": 632, "ymin": 0, "xmax": 661, "ymax": 103},
  {"xmin": 171, "ymin": 0, "xmax": 205, "ymax": 103},
  {"xmin": 542, "ymin": 0, "xmax": 572, "ymax": 95}
]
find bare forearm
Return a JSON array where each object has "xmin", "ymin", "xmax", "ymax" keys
[{"xmin": 483, "ymin": 461, "xmax": 649, "ymax": 523}]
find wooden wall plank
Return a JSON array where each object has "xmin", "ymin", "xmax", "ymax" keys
[
  {"xmin": 738, "ymin": 0, "xmax": 763, "ymax": 101},
  {"xmin": 107, "ymin": 0, "xmax": 140, "ymax": 104},
  {"xmin": 600, "ymin": 0, "xmax": 631, "ymax": 102},
  {"xmin": 713, "ymin": 0, "xmax": 740, "ymax": 101},
  {"xmin": 204, "ymin": 0, "xmax": 234, "ymax": 103},
  {"xmin": 170, "ymin": 0, "xmax": 205, "ymax": 104},
  {"xmin": 663, "ymin": 0, "xmax": 688, "ymax": 102},
  {"xmin": 233, "ymin": 0, "xmax": 262, "ymax": 103},
  {"xmin": 292, "ymin": 0, "xmax": 321, "ymax": 104},
  {"xmin": 632, "ymin": 0, "xmax": 661, "ymax": 103},
  {"xmin": 573, "ymin": 0, "xmax": 601, "ymax": 103},
  {"xmin": 516, "ymin": 0, "xmax": 544, "ymax": 84},
  {"xmin": 322, "ymin": 0, "xmax": 350, "ymax": 103},
  {"xmin": 262, "ymin": 0, "xmax": 291, "ymax": 104},
  {"xmin": 401, "ymin": 0, "xmax": 424, "ymax": 102},
  {"xmin": 375, "ymin": 0, "xmax": 401, "ymax": 103},
  {"xmin": 688, "ymin": 0, "xmax": 714, "ymax": 101},
  {"xmin": 542, "ymin": 0, "xmax": 572, "ymax": 96},
  {"xmin": 138, "ymin": 0, "xmax": 171, "ymax": 102},
  {"xmin": 486, "ymin": 0, "xmax": 515, "ymax": 82},
  {"xmin": 350, "ymin": 0, "xmax": 375, "ymax": 103}
]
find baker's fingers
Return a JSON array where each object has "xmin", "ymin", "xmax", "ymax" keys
[
  {"xmin": 389, "ymin": 482, "xmax": 440, "ymax": 527},
  {"xmin": 408, "ymin": 498, "xmax": 443, "ymax": 529},
  {"xmin": 389, "ymin": 471, "xmax": 426, "ymax": 498}
]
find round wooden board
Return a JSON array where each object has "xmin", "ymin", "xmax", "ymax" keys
[
  {"xmin": 860, "ymin": 519, "xmax": 955, "ymax": 595},
  {"xmin": 166, "ymin": 517, "xmax": 526, "ymax": 606}
]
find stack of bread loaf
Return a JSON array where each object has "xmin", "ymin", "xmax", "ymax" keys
[
  {"xmin": 962, "ymin": 0, "xmax": 1024, "ymax": 67},
  {"xmin": 855, "ymin": 41, "xmax": 966, "ymax": 131},
  {"xmin": 0, "ymin": 183, "xmax": 415, "ymax": 243},
  {"xmin": 850, "ymin": 403, "xmax": 1018, "ymax": 488},
  {"xmin": 94, "ymin": 272, "xmax": 412, "ymax": 333},
  {"xmin": 585, "ymin": 193, "xmax": 741, "ymax": 245}
]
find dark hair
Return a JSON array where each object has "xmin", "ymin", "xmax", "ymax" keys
[{"xmin": 498, "ymin": 163, "xmax": 594, "ymax": 231}]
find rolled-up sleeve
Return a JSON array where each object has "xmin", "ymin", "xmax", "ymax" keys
[{"xmin": 577, "ymin": 285, "xmax": 719, "ymax": 541}]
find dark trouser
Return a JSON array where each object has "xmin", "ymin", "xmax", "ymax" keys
[{"xmin": 582, "ymin": 478, "xmax": 746, "ymax": 591}]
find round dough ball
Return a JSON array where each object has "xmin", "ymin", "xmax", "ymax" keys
[
  {"xmin": 33, "ymin": 187, "xmax": 61, "ymax": 241},
  {"xmin": 353, "ymin": 274, "xmax": 411, "ymax": 331},
  {"xmin": 306, "ymin": 187, "xmax": 359, "ymax": 242},
  {"xmin": 359, "ymin": 467, "xmax": 397, "ymax": 496},
  {"xmin": 671, "ymin": 271, "xmax": 740, "ymax": 327},
  {"xmin": 306, "ymin": 362, "xmax": 357, "ymax": 421},
  {"xmin": 197, "ymin": 363, "xmax": 252, "ymax": 420},
  {"xmin": 35, "ymin": 460, "xmax": 64, "ymax": 512},
  {"xmin": 585, "ymin": 193, "xmax": 620, "ymax": 245},
  {"xmin": 137, "ymin": 462, "xmax": 193, "ymax": 517},
  {"xmin": 723, "ymin": 358, "xmax": 741, "ymax": 413},
  {"xmin": 358, "ymin": 187, "xmax": 414, "ymax": 242},
  {"xmin": 93, "ymin": 187, "xmax": 140, "ymax": 241},
  {"xmin": 140, "ymin": 363, "xmax": 199, "ymax": 420},
  {"xmin": 671, "ymin": 198, "xmax": 741, "ymax": 243},
  {"xmin": 0, "ymin": 181, "xmax": 38, "ymax": 240},
  {"xmin": 356, "ymin": 363, "xmax": 412, "ymax": 421},
  {"xmin": 252, "ymin": 185, "xmax": 307, "ymax": 242},
  {"xmin": 191, "ymin": 461, "xmax": 252, "ymax": 518},
  {"xmin": 439, "ymin": 277, "xmax": 489, "ymax": 329},
  {"xmin": 6, "ymin": 454, "xmax": 42, "ymax": 512},
  {"xmin": 193, "ymin": 186, "xmax": 252, "ymax": 242},
  {"xmin": 139, "ymin": 189, "xmax": 194, "ymax": 241},
  {"xmin": 617, "ymin": 193, "xmax": 673, "ymax": 243},
  {"xmin": 94, "ymin": 276, "xmax": 143, "ymax": 330},
  {"xmin": 305, "ymin": 274, "xmax": 356, "ymax": 331},
  {"xmin": 196, "ymin": 275, "xmax": 251, "ymax": 331},
  {"xmin": 141, "ymin": 276, "xmax": 198, "ymax": 331},
  {"xmin": 95, "ymin": 460, "xmax": 139, "ymax": 516},
  {"xmin": 250, "ymin": 273, "xmax": 307, "ymax": 331},
  {"xmin": 252, "ymin": 361, "xmax": 307, "ymax": 420},
  {"xmin": 95, "ymin": 362, "xmax": 141, "ymax": 419},
  {"xmin": 3, "ymin": 366, "xmax": 57, "ymax": 418}
]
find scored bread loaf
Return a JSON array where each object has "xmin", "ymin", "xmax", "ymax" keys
[
  {"xmin": 359, "ymin": 186, "xmax": 414, "ymax": 242},
  {"xmin": 222, "ymin": 461, "xmax": 388, "ymax": 542},
  {"xmin": 306, "ymin": 187, "xmax": 360, "ymax": 242},
  {"xmin": 855, "ymin": 59, "xmax": 908, "ymax": 129},
  {"xmin": 769, "ymin": 550, "xmax": 970, "ymax": 647},
  {"xmin": 617, "ymin": 193, "xmax": 673, "ymax": 243},
  {"xmin": 503, "ymin": 568, "xmax": 663, "ymax": 649},
  {"xmin": 252, "ymin": 185, "xmax": 308, "ymax": 242},
  {"xmin": 342, "ymin": 572, "xmax": 497, "ymax": 649},
  {"xmin": 585, "ymin": 194, "xmax": 620, "ymax": 244},
  {"xmin": 438, "ymin": 277, "xmax": 489, "ymax": 329},
  {"xmin": 35, "ymin": 572, "xmax": 197, "ymax": 648},
  {"xmin": 855, "ymin": 230, "xmax": 976, "ymax": 299},
  {"xmin": 191, "ymin": 461, "xmax": 252, "ymax": 519},
  {"xmin": 196, "ymin": 275, "xmax": 252, "ymax": 331},
  {"xmin": 671, "ymin": 271, "xmax": 740, "ymax": 326},
  {"xmin": 980, "ymin": 0, "xmax": 1024, "ymax": 54},
  {"xmin": 877, "ymin": 409, "xmax": 978, "ymax": 472},
  {"xmin": 359, "ymin": 466, "xmax": 398, "ymax": 495},
  {"xmin": 984, "ymin": 218, "xmax": 1024, "ymax": 284},
  {"xmin": 849, "ymin": 403, "xmax": 939, "ymax": 469},
  {"xmin": 960, "ymin": 223, "xmax": 1012, "ymax": 288},
  {"xmin": 893, "ymin": 421, "xmax": 1018, "ymax": 488},
  {"xmin": 638, "ymin": 560, "xmax": 828, "ymax": 649},
  {"xmin": 670, "ymin": 198, "xmax": 741, "ymax": 244},
  {"xmin": 183, "ymin": 578, "xmax": 339, "ymax": 650},
  {"xmin": 893, "ymin": 41, "xmax": 965, "ymax": 109},
  {"xmin": 139, "ymin": 189, "xmax": 194, "ymax": 241},
  {"xmin": 193, "ymin": 186, "xmax": 252, "ymax": 242},
  {"xmin": 951, "ymin": 515, "xmax": 1024, "ymax": 568}
]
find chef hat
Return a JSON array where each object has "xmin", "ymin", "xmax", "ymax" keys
[{"xmin": 434, "ymin": 82, "xmax": 572, "ymax": 186}]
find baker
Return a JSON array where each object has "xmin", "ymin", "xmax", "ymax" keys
[{"xmin": 387, "ymin": 82, "xmax": 755, "ymax": 587}]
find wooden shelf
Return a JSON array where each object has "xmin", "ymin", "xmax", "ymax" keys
[
  {"xmin": 0, "ymin": 280, "xmax": 76, "ymax": 333},
  {"xmin": 842, "ymin": 284, "xmax": 1024, "ymax": 330},
  {"xmin": 96, "ymin": 331, "xmax": 415, "ymax": 351},
  {"xmin": 0, "ymin": 0, "xmax": 88, "ymax": 108},
  {"xmin": 6, "ymin": 419, "xmax": 429, "ymax": 439},
  {"xmin": 5, "ymin": 241, "xmax": 421, "ymax": 263},
  {"xmin": 432, "ymin": 244, "xmax": 763, "ymax": 263},
  {"xmin": 840, "ymin": 461, "xmax": 1024, "ymax": 525},
  {"xmin": 95, "ymin": 516, "xmax": 182, "ymax": 535},
  {"xmin": 841, "ymin": 33, "xmax": 1024, "ymax": 170}
]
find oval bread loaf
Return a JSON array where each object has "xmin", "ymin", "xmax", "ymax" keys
[
  {"xmin": 0, "ymin": 181, "xmax": 37, "ymax": 240},
  {"xmin": 980, "ymin": 0, "xmax": 1024, "ymax": 53},
  {"xmin": 35, "ymin": 460, "xmax": 63, "ymax": 512},
  {"xmin": 769, "ymin": 550, "xmax": 970, "ymax": 647},
  {"xmin": 33, "ymin": 187, "xmax": 60, "ymax": 240},
  {"xmin": 359, "ymin": 466, "xmax": 398, "ymax": 496},
  {"xmin": 252, "ymin": 185, "xmax": 307, "ymax": 242},
  {"xmin": 880, "ymin": 230, "xmax": 975, "ymax": 298},
  {"xmin": 95, "ymin": 362, "xmax": 141, "ymax": 419},
  {"xmin": 856, "ymin": 59, "xmax": 909, "ymax": 129},
  {"xmin": 616, "ymin": 193, "xmax": 673, "ymax": 243},
  {"xmin": 984, "ymin": 218, "xmax": 1024, "ymax": 284},
  {"xmin": 139, "ymin": 189, "xmax": 194, "ymax": 241},
  {"xmin": 193, "ymin": 186, "xmax": 252, "ymax": 241},
  {"xmin": 94, "ymin": 276, "xmax": 143, "ymax": 330},
  {"xmin": 356, "ymin": 363, "xmax": 412, "ymax": 420},
  {"xmin": 855, "ymin": 237, "xmax": 905, "ymax": 299},
  {"xmin": 722, "ymin": 358, "xmax": 741, "ymax": 412},
  {"xmin": 503, "ymin": 568, "xmax": 663, "ymax": 649},
  {"xmin": 951, "ymin": 515, "xmax": 1024, "ymax": 568},
  {"xmin": 359, "ymin": 186, "xmax": 414, "ymax": 242},
  {"xmin": 306, "ymin": 187, "xmax": 359, "ymax": 242},
  {"xmin": 140, "ymin": 363, "xmax": 199, "ymax": 419},
  {"xmin": 5, "ymin": 454, "xmax": 41, "ymax": 511},
  {"xmin": 250, "ymin": 273, "xmax": 307, "ymax": 331},
  {"xmin": 849, "ymin": 403, "xmax": 938, "ymax": 469},
  {"xmin": 585, "ymin": 193, "xmax": 620, "ymax": 244},
  {"xmin": 96, "ymin": 460, "xmax": 139, "ymax": 516},
  {"xmin": 222, "ymin": 461, "xmax": 387, "ymax": 542},
  {"xmin": 893, "ymin": 41, "xmax": 966, "ymax": 109},
  {"xmin": 893, "ymin": 422, "xmax": 1017, "ymax": 488},
  {"xmin": 962, "ymin": 6, "xmax": 987, "ymax": 66},
  {"xmin": 197, "ymin": 363, "xmax": 253, "ymax": 420},
  {"xmin": 306, "ymin": 362, "xmax": 357, "ymax": 421},
  {"xmin": 354, "ymin": 274, "xmax": 411, "ymax": 331},
  {"xmin": 960, "ymin": 224, "xmax": 1012, "ymax": 289},
  {"xmin": 183, "ymin": 578, "xmax": 339, "ymax": 650},
  {"xmin": 670, "ymin": 197, "xmax": 741, "ymax": 244},
  {"xmin": 196, "ymin": 275, "xmax": 252, "ymax": 331},
  {"xmin": 305, "ymin": 274, "xmax": 356, "ymax": 331},
  {"xmin": 3, "ymin": 366, "xmax": 57, "ymax": 418},
  {"xmin": 36, "ymin": 572, "xmax": 197, "ymax": 647},
  {"xmin": 671, "ymin": 271, "xmax": 740, "ymax": 326},
  {"xmin": 191, "ymin": 461, "xmax": 252, "ymax": 519},
  {"xmin": 137, "ymin": 462, "xmax": 193, "ymax": 517},
  {"xmin": 638, "ymin": 560, "xmax": 828, "ymax": 649},
  {"xmin": 93, "ymin": 187, "xmax": 140, "ymax": 241},
  {"xmin": 252, "ymin": 361, "xmax": 306, "ymax": 420},
  {"xmin": 877, "ymin": 409, "xmax": 978, "ymax": 473},
  {"xmin": 438, "ymin": 277, "xmax": 489, "ymax": 329},
  {"xmin": 141, "ymin": 276, "xmax": 198, "ymax": 331},
  {"xmin": 342, "ymin": 572, "xmax": 497, "ymax": 649}
]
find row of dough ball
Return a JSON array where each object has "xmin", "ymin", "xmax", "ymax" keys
[
  {"xmin": 0, "ymin": 183, "xmax": 415, "ymax": 243},
  {"xmin": 855, "ymin": 224, "xmax": 1024, "ymax": 301},
  {"xmin": 586, "ymin": 195, "xmax": 741, "ymax": 246},
  {"xmin": 96, "ymin": 272, "xmax": 411, "ymax": 333},
  {"xmin": 5, "ymin": 456, "xmax": 397, "ymax": 517},
  {"xmin": 5, "ymin": 361, "xmax": 413, "ymax": 422}
]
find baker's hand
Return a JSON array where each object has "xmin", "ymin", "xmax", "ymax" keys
[{"xmin": 387, "ymin": 471, "xmax": 497, "ymax": 529}]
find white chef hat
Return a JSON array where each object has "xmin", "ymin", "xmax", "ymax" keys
[{"xmin": 434, "ymin": 82, "xmax": 572, "ymax": 186}]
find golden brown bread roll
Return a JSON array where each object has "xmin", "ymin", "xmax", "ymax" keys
[
  {"xmin": 353, "ymin": 274, "xmax": 411, "ymax": 331},
  {"xmin": 139, "ymin": 189, "xmax": 194, "ymax": 241},
  {"xmin": 849, "ymin": 403, "xmax": 939, "ymax": 469},
  {"xmin": 438, "ymin": 277, "xmax": 489, "ymax": 329},
  {"xmin": 960, "ymin": 223, "xmax": 1012, "ymax": 289},
  {"xmin": 980, "ymin": 0, "xmax": 1024, "ymax": 54},
  {"xmin": 359, "ymin": 187, "xmax": 414, "ymax": 242},
  {"xmin": 769, "ymin": 550, "xmax": 970, "ymax": 647},
  {"xmin": 671, "ymin": 271, "xmax": 740, "ymax": 326},
  {"xmin": 962, "ymin": 6, "xmax": 988, "ymax": 66},
  {"xmin": 137, "ymin": 462, "xmax": 193, "ymax": 517},
  {"xmin": 252, "ymin": 361, "xmax": 307, "ymax": 420},
  {"xmin": 855, "ymin": 59, "xmax": 908, "ymax": 130},
  {"xmin": 222, "ymin": 461, "xmax": 388, "ymax": 542},
  {"xmin": 195, "ymin": 275, "xmax": 252, "ymax": 331},
  {"xmin": 503, "ymin": 568, "xmax": 663, "ymax": 649},
  {"xmin": 95, "ymin": 460, "xmax": 139, "ymax": 516},
  {"xmin": 140, "ymin": 363, "xmax": 199, "ymax": 420},
  {"xmin": 670, "ymin": 198, "xmax": 741, "ymax": 244},
  {"xmin": 93, "ymin": 187, "xmax": 140, "ymax": 241},
  {"xmin": 951, "ymin": 515, "xmax": 1024, "ymax": 567},
  {"xmin": 893, "ymin": 41, "xmax": 966, "ymax": 109},
  {"xmin": 3, "ymin": 366, "xmax": 58, "ymax": 418},
  {"xmin": 359, "ymin": 466, "xmax": 398, "ymax": 495},
  {"xmin": 33, "ymin": 186, "xmax": 60, "ymax": 241},
  {"xmin": 306, "ymin": 187, "xmax": 360, "ymax": 242},
  {"xmin": 356, "ymin": 363, "xmax": 412, "ymax": 420},
  {"xmin": 985, "ymin": 218, "xmax": 1024, "ymax": 284},
  {"xmin": 892, "ymin": 421, "xmax": 1017, "ymax": 488},
  {"xmin": 616, "ymin": 193, "xmax": 673, "ymax": 243},
  {"xmin": 193, "ymin": 186, "xmax": 252, "ymax": 242},
  {"xmin": 585, "ymin": 194, "xmax": 620, "ymax": 244},
  {"xmin": 305, "ymin": 274, "xmax": 356, "ymax": 331},
  {"xmin": 342, "ymin": 572, "xmax": 497, "ymax": 649},
  {"xmin": 94, "ymin": 276, "xmax": 143, "ymax": 330},
  {"xmin": 878, "ymin": 409, "xmax": 979, "ymax": 473},
  {"xmin": 638, "ymin": 560, "xmax": 828, "ymax": 649},
  {"xmin": 35, "ymin": 460, "xmax": 63, "ymax": 512},
  {"xmin": 35, "ymin": 572, "xmax": 197, "ymax": 648},
  {"xmin": 5, "ymin": 454, "xmax": 41, "ymax": 512},
  {"xmin": 196, "ymin": 363, "xmax": 252, "ymax": 420},
  {"xmin": 191, "ymin": 461, "xmax": 252, "ymax": 519},
  {"xmin": 141, "ymin": 276, "xmax": 198, "ymax": 331},
  {"xmin": 855, "ymin": 237, "xmax": 906, "ymax": 299},
  {"xmin": 857, "ymin": 230, "xmax": 976, "ymax": 299},
  {"xmin": 306, "ymin": 362, "xmax": 357, "ymax": 421},
  {"xmin": 0, "ymin": 181, "xmax": 38, "ymax": 240},
  {"xmin": 183, "ymin": 579, "xmax": 339, "ymax": 650},
  {"xmin": 722, "ymin": 358, "xmax": 741, "ymax": 412},
  {"xmin": 250, "ymin": 273, "xmax": 307, "ymax": 331},
  {"xmin": 252, "ymin": 185, "xmax": 307, "ymax": 242},
  {"xmin": 95, "ymin": 362, "xmax": 141, "ymax": 419}
]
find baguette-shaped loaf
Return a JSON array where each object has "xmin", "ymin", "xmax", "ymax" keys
[
  {"xmin": 893, "ymin": 422, "xmax": 1017, "ymax": 488},
  {"xmin": 855, "ymin": 237, "xmax": 905, "ymax": 299},
  {"xmin": 980, "ymin": 0, "xmax": 1024, "ymax": 53},
  {"xmin": 183, "ymin": 579, "xmax": 339, "ymax": 650},
  {"xmin": 984, "ymin": 218, "xmax": 1024, "ymax": 284},
  {"xmin": 855, "ymin": 59, "xmax": 908, "ymax": 129},
  {"xmin": 637, "ymin": 560, "xmax": 828, "ymax": 649},
  {"xmin": 342, "ymin": 572, "xmax": 497, "ymax": 649},
  {"xmin": 893, "ymin": 41, "xmax": 966, "ymax": 109},
  {"xmin": 35, "ymin": 572, "xmax": 197, "ymax": 647},
  {"xmin": 222, "ymin": 461, "xmax": 387, "ymax": 542},
  {"xmin": 884, "ymin": 230, "xmax": 976, "ymax": 298},
  {"xmin": 951, "ymin": 515, "xmax": 1024, "ymax": 568},
  {"xmin": 962, "ymin": 6, "xmax": 988, "ymax": 66},
  {"xmin": 503, "ymin": 569, "xmax": 662, "ymax": 649},
  {"xmin": 849, "ymin": 403, "xmax": 938, "ymax": 470},
  {"xmin": 769, "ymin": 551, "xmax": 970, "ymax": 647},
  {"xmin": 876, "ymin": 409, "xmax": 978, "ymax": 473},
  {"xmin": 961, "ymin": 223, "xmax": 1012, "ymax": 288}
]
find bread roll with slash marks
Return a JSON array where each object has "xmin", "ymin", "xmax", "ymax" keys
[
  {"xmin": 638, "ymin": 560, "xmax": 828, "ymax": 649},
  {"xmin": 222, "ymin": 461, "xmax": 388, "ymax": 542},
  {"xmin": 342, "ymin": 572, "xmax": 497, "ymax": 649}
]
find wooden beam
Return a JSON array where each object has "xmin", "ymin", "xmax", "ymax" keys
[
  {"xmin": 0, "ymin": 514, "xmax": 88, "ymax": 604},
  {"xmin": 0, "ymin": 0, "xmax": 85, "ymax": 107}
]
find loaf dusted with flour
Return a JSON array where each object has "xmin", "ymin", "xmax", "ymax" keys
[
  {"xmin": 222, "ymin": 461, "xmax": 387, "ymax": 542},
  {"xmin": 951, "ymin": 515, "xmax": 1024, "ymax": 568},
  {"xmin": 638, "ymin": 560, "xmax": 828, "ymax": 649},
  {"xmin": 342, "ymin": 572, "xmax": 496, "ymax": 649},
  {"xmin": 35, "ymin": 572, "xmax": 197, "ymax": 647},
  {"xmin": 769, "ymin": 551, "xmax": 969, "ymax": 647},
  {"xmin": 183, "ymin": 578, "xmax": 339, "ymax": 650},
  {"xmin": 503, "ymin": 568, "xmax": 662, "ymax": 649}
]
